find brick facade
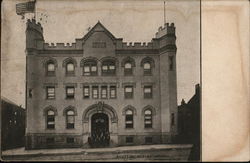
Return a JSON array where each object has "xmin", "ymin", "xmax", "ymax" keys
[{"xmin": 25, "ymin": 19, "xmax": 178, "ymax": 149}]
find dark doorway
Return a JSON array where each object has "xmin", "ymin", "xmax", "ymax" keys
[{"xmin": 89, "ymin": 113, "xmax": 110, "ymax": 148}]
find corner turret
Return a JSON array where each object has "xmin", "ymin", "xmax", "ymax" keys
[
  {"xmin": 26, "ymin": 19, "xmax": 44, "ymax": 51},
  {"xmin": 155, "ymin": 22, "xmax": 176, "ymax": 51}
]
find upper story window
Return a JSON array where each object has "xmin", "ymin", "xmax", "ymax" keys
[
  {"xmin": 141, "ymin": 57, "xmax": 155, "ymax": 75},
  {"xmin": 66, "ymin": 110, "xmax": 75, "ymax": 129},
  {"xmin": 124, "ymin": 62, "xmax": 133, "ymax": 75},
  {"xmin": 63, "ymin": 57, "xmax": 77, "ymax": 76},
  {"xmin": 83, "ymin": 86, "xmax": 90, "ymax": 99},
  {"xmin": 124, "ymin": 86, "xmax": 133, "ymax": 99},
  {"xmin": 101, "ymin": 86, "xmax": 108, "ymax": 99},
  {"xmin": 92, "ymin": 86, "xmax": 99, "ymax": 99},
  {"xmin": 46, "ymin": 86, "xmax": 55, "ymax": 99},
  {"xmin": 101, "ymin": 59, "xmax": 116, "ymax": 76},
  {"xmin": 47, "ymin": 110, "xmax": 55, "ymax": 129},
  {"xmin": 66, "ymin": 86, "xmax": 75, "ymax": 99},
  {"xmin": 144, "ymin": 86, "xmax": 153, "ymax": 99},
  {"xmin": 110, "ymin": 86, "xmax": 117, "ymax": 99},
  {"xmin": 66, "ymin": 62, "xmax": 75, "ymax": 75},
  {"xmin": 47, "ymin": 62, "xmax": 55, "ymax": 76},
  {"xmin": 143, "ymin": 62, "xmax": 151, "ymax": 75},
  {"xmin": 44, "ymin": 58, "xmax": 57, "ymax": 76},
  {"xmin": 144, "ymin": 109, "xmax": 152, "ymax": 128},
  {"xmin": 83, "ymin": 60, "xmax": 97, "ymax": 76},
  {"xmin": 125, "ymin": 110, "xmax": 134, "ymax": 128},
  {"xmin": 122, "ymin": 57, "xmax": 136, "ymax": 76}
]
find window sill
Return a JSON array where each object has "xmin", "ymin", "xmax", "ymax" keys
[
  {"xmin": 46, "ymin": 98, "xmax": 56, "ymax": 100},
  {"xmin": 144, "ymin": 127, "xmax": 153, "ymax": 129},
  {"xmin": 65, "ymin": 74, "xmax": 76, "ymax": 77},
  {"xmin": 82, "ymin": 74, "xmax": 98, "ymax": 77},
  {"xmin": 125, "ymin": 127, "xmax": 135, "ymax": 130},
  {"xmin": 46, "ymin": 75, "xmax": 56, "ymax": 77},
  {"xmin": 65, "ymin": 98, "xmax": 75, "ymax": 100},
  {"xmin": 124, "ymin": 74, "xmax": 133, "ymax": 76}
]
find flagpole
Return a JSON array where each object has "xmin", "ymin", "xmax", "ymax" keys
[
  {"xmin": 34, "ymin": 0, "xmax": 37, "ymax": 21},
  {"xmin": 164, "ymin": 1, "xmax": 166, "ymax": 24}
]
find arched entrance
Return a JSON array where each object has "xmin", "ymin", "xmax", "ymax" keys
[
  {"xmin": 82, "ymin": 102, "xmax": 118, "ymax": 148},
  {"xmin": 89, "ymin": 113, "xmax": 110, "ymax": 147}
]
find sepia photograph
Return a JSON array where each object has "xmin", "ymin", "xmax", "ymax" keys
[{"xmin": 1, "ymin": 0, "xmax": 201, "ymax": 161}]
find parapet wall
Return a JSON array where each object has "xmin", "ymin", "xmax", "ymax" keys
[
  {"xmin": 115, "ymin": 39, "xmax": 158, "ymax": 49},
  {"xmin": 43, "ymin": 43, "xmax": 77, "ymax": 49},
  {"xmin": 155, "ymin": 22, "xmax": 175, "ymax": 38}
]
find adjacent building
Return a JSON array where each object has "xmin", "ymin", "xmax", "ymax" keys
[
  {"xmin": 177, "ymin": 84, "xmax": 200, "ymax": 160},
  {"xmin": 25, "ymin": 19, "xmax": 178, "ymax": 149},
  {"xmin": 1, "ymin": 97, "xmax": 26, "ymax": 150}
]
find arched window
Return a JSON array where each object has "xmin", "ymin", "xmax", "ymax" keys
[
  {"xmin": 122, "ymin": 57, "xmax": 135, "ymax": 76},
  {"xmin": 63, "ymin": 58, "xmax": 77, "ymax": 76},
  {"xmin": 83, "ymin": 60, "xmax": 97, "ymax": 76},
  {"xmin": 47, "ymin": 110, "xmax": 55, "ymax": 129},
  {"xmin": 143, "ymin": 62, "xmax": 151, "ymax": 75},
  {"xmin": 141, "ymin": 57, "xmax": 155, "ymax": 75},
  {"xmin": 101, "ymin": 60, "xmax": 116, "ymax": 75},
  {"xmin": 66, "ymin": 110, "xmax": 75, "ymax": 129},
  {"xmin": 45, "ymin": 61, "xmax": 57, "ymax": 76},
  {"xmin": 124, "ymin": 62, "xmax": 133, "ymax": 75},
  {"xmin": 66, "ymin": 62, "xmax": 75, "ymax": 74},
  {"xmin": 144, "ymin": 109, "xmax": 152, "ymax": 128},
  {"xmin": 125, "ymin": 110, "xmax": 133, "ymax": 128}
]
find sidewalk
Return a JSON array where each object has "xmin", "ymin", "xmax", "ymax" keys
[{"xmin": 2, "ymin": 144, "xmax": 193, "ymax": 157}]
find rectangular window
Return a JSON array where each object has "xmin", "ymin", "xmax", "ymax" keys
[
  {"xmin": 126, "ymin": 137, "xmax": 133, "ymax": 143},
  {"xmin": 46, "ymin": 137, "xmax": 55, "ymax": 144},
  {"xmin": 92, "ymin": 86, "xmax": 99, "ymax": 99},
  {"xmin": 47, "ymin": 86, "xmax": 55, "ymax": 99},
  {"xmin": 66, "ymin": 137, "xmax": 75, "ymax": 144},
  {"xmin": 83, "ymin": 86, "xmax": 90, "ymax": 99},
  {"xmin": 66, "ymin": 86, "xmax": 75, "ymax": 99},
  {"xmin": 110, "ymin": 86, "xmax": 117, "ymax": 99},
  {"xmin": 145, "ymin": 137, "xmax": 153, "ymax": 144},
  {"xmin": 124, "ymin": 86, "xmax": 133, "ymax": 99},
  {"xmin": 101, "ymin": 86, "xmax": 108, "ymax": 99},
  {"xmin": 144, "ymin": 86, "xmax": 152, "ymax": 99}
]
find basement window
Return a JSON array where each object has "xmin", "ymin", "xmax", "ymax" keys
[{"xmin": 126, "ymin": 136, "xmax": 134, "ymax": 144}]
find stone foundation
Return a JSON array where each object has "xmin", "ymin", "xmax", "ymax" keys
[{"xmin": 25, "ymin": 133, "xmax": 174, "ymax": 149}]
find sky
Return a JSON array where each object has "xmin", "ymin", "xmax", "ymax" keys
[{"xmin": 1, "ymin": 0, "xmax": 200, "ymax": 107}]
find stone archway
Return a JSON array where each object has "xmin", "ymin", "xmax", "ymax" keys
[{"xmin": 82, "ymin": 102, "xmax": 118, "ymax": 148}]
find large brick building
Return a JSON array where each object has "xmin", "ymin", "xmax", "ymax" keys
[
  {"xmin": 1, "ymin": 97, "xmax": 26, "ymax": 150},
  {"xmin": 25, "ymin": 19, "xmax": 178, "ymax": 149}
]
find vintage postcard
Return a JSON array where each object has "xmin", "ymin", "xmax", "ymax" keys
[{"xmin": 1, "ymin": 0, "xmax": 249, "ymax": 162}]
